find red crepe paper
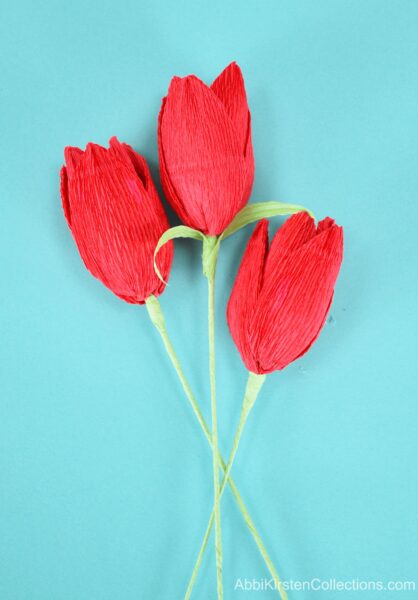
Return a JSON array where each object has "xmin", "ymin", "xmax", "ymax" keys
[
  {"xmin": 158, "ymin": 62, "xmax": 254, "ymax": 235},
  {"xmin": 60, "ymin": 137, "xmax": 173, "ymax": 304},
  {"xmin": 227, "ymin": 213, "xmax": 344, "ymax": 374}
]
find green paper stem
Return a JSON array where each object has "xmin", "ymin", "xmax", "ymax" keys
[
  {"xmin": 154, "ymin": 225, "xmax": 205, "ymax": 283},
  {"xmin": 145, "ymin": 296, "xmax": 286, "ymax": 599},
  {"xmin": 153, "ymin": 203, "xmax": 313, "ymax": 285},
  {"xmin": 221, "ymin": 201, "xmax": 314, "ymax": 240},
  {"xmin": 185, "ymin": 372, "xmax": 287, "ymax": 600},
  {"xmin": 203, "ymin": 235, "xmax": 223, "ymax": 599}
]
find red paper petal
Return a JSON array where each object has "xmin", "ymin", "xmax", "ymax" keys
[
  {"xmin": 317, "ymin": 216, "xmax": 335, "ymax": 233},
  {"xmin": 64, "ymin": 146, "xmax": 84, "ymax": 178},
  {"xmin": 262, "ymin": 211, "xmax": 316, "ymax": 282},
  {"xmin": 159, "ymin": 75, "xmax": 247, "ymax": 235},
  {"xmin": 227, "ymin": 213, "xmax": 343, "ymax": 374},
  {"xmin": 60, "ymin": 166, "xmax": 71, "ymax": 227},
  {"xmin": 61, "ymin": 140, "xmax": 173, "ymax": 304},
  {"xmin": 227, "ymin": 220, "xmax": 269, "ymax": 372},
  {"xmin": 254, "ymin": 222, "xmax": 343, "ymax": 372},
  {"xmin": 109, "ymin": 136, "xmax": 149, "ymax": 188},
  {"xmin": 211, "ymin": 62, "xmax": 250, "ymax": 154},
  {"xmin": 158, "ymin": 97, "xmax": 191, "ymax": 227},
  {"xmin": 211, "ymin": 62, "xmax": 254, "ymax": 203}
]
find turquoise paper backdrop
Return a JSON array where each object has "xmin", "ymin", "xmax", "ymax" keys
[{"xmin": 1, "ymin": 1, "xmax": 417, "ymax": 598}]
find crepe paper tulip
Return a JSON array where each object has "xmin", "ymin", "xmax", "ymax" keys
[
  {"xmin": 157, "ymin": 66, "xmax": 312, "ymax": 592},
  {"xmin": 158, "ymin": 62, "xmax": 254, "ymax": 595},
  {"xmin": 227, "ymin": 212, "xmax": 344, "ymax": 373},
  {"xmin": 61, "ymin": 136, "xmax": 173, "ymax": 304},
  {"xmin": 186, "ymin": 214, "xmax": 343, "ymax": 598},
  {"xmin": 154, "ymin": 209, "xmax": 312, "ymax": 600},
  {"xmin": 61, "ymin": 137, "xmax": 286, "ymax": 600},
  {"xmin": 153, "ymin": 233, "xmax": 288, "ymax": 600},
  {"xmin": 158, "ymin": 61, "xmax": 254, "ymax": 236},
  {"xmin": 147, "ymin": 299, "xmax": 287, "ymax": 600}
]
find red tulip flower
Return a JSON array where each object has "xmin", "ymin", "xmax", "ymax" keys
[
  {"xmin": 60, "ymin": 137, "xmax": 173, "ymax": 304},
  {"xmin": 227, "ymin": 213, "xmax": 343, "ymax": 373},
  {"xmin": 158, "ymin": 62, "xmax": 254, "ymax": 236}
]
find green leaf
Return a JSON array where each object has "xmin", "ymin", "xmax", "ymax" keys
[
  {"xmin": 154, "ymin": 225, "xmax": 205, "ymax": 283},
  {"xmin": 221, "ymin": 201, "xmax": 315, "ymax": 240}
]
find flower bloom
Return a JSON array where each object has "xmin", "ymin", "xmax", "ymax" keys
[
  {"xmin": 227, "ymin": 213, "xmax": 343, "ymax": 373},
  {"xmin": 158, "ymin": 62, "xmax": 254, "ymax": 236},
  {"xmin": 60, "ymin": 137, "xmax": 173, "ymax": 304}
]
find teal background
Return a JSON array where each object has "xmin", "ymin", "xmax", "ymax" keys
[{"xmin": 1, "ymin": 1, "xmax": 417, "ymax": 598}]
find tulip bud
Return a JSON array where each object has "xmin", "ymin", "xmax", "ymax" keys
[
  {"xmin": 60, "ymin": 137, "xmax": 173, "ymax": 304},
  {"xmin": 158, "ymin": 62, "xmax": 254, "ymax": 235},
  {"xmin": 227, "ymin": 213, "xmax": 343, "ymax": 373}
]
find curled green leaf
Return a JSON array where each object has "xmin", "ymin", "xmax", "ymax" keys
[
  {"xmin": 154, "ymin": 225, "xmax": 205, "ymax": 283},
  {"xmin": 221, "ymin": 201, "xmax": 315, "ymax": 240}
]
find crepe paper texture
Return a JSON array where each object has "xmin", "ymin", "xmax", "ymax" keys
[
  {"xmin": 158, "ymin": 62, "xmax": 254, "ymax": 235},
  {"xmin": 60, "ymin": 137, "xmax": 173, "ymax": 304},
  {"xmin": 227, "ymin": 212, "xmax": 344, "ymax": 374}
]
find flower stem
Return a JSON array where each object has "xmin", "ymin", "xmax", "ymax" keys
[
  {"xmin": 184, "ymin": 372, "xmax": 290, "ymax": 600},
  {"xmin": 202, "ymin": 235, "xmax": 223, "ymax": 600},
  {"xmin": 145, "ymin": 295, "xmax": 287, "ymax": 600}
]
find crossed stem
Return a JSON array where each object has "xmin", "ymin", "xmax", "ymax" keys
[{"xmin": 145, "ymin": 295, "xmax": 287, "ymax": 600}]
